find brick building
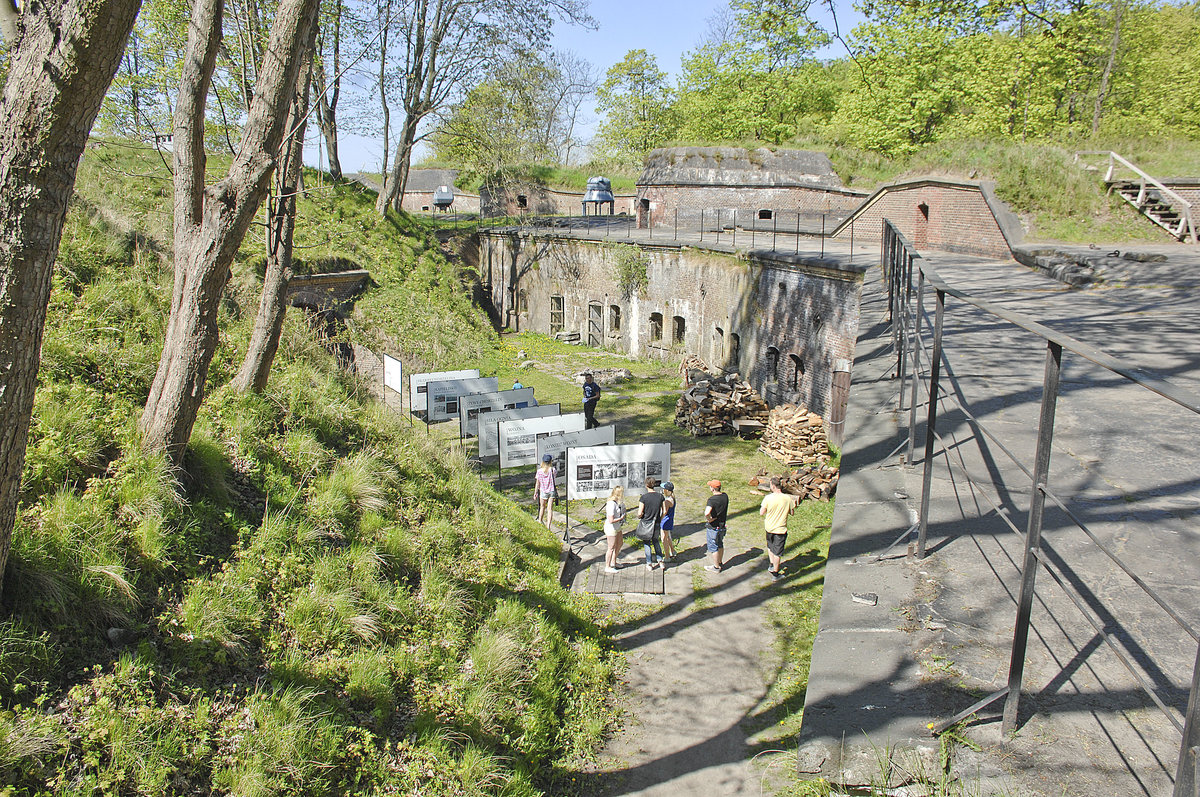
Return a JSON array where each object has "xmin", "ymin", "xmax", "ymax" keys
[
  {"xmin": 480, "ymin": 184, "xmax": 637, "ymax": 217},
  {"xmin": 636, "ymin": 146, "xmax": 867, "ymax": 231},
  {"xmin": 831, "ymin": 178, "xmax": 1023, "ymax": 259},
  {"xmin": 398, "ymin": 169, "xmax": 481, "ymax": 214},
  {"xmin": 478, "ymin": 231, "xmax": 866, "ymax": 418}
]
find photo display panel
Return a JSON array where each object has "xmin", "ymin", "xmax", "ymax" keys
[
  {"xmin": 425, "ymin": 377, "xmax": 499, "ymax": 423},
  {"xmin": 458, "ymin": 388, "xmax": 536, "ymax": 438},
  {"xmin": 536, "ymin": 426, "xmax": 615, "ymax": 485},
  {"xmin": 498, "ymin": 413, "xmax": 587, "ymax": 469},
  {"xmin": 478, "ymin": 404, "xmax": 560, "ymax": 457},
  {"xmin": 409, "ymin": 368, "xmax": 480, "ymax": 413},
  {"xmin": 566, "ymin": 443, "xmax": 670, "ymax": 501},
  {"xmin": 382, "ymin": 353, "xmax": 403, "ymax": 395}
]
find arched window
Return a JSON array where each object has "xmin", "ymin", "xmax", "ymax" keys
[
  {"xmin": 789, "ymin": 354, "xmax": 804, "ymax": 390},
  {"xmin": 609, "ymin": 304, "xmax": 622, "ymax": 332},
  {"xmin": 518, "ymin": 289, "xmax": 529, "ymax": 313},
  {"xmin": 729, "ymin": 333, "xmax": 740, "ymax": 368},
  {"xmin": 672, "ymin": 316, "xmax": 686, "ymax": 345},
  {"xmin": 766, "ymin": 346, "xmax": 780, "ymax": 380},
  {"xmin": 713, "ymin": 326, "xmax": 724, "ymax": 363},
  {"xmin": 649, "ymin": 312, "xmax": 663, "ymax": 342},
  {"xmin": 550, "ymin": 295, "xmax": 564, "ymax": 334},
  {"xmin": 779, "ymin": 282, "xmax": 788, "ymax": 301}
]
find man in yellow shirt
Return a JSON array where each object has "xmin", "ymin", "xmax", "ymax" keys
[{"xmin": 759, "ymin": 476, "xmax": 794, "ymax": 581}]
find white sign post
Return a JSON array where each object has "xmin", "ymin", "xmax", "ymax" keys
[
  {"xmin": 409, "ymin": 368, "xmax": 480, "ymax": 414},
  {"xmin": 458, "ymin": 388, "xmax": 537, "ymax": 438},
  {"xmin": 425, "ymin": 377, "xmax": 500, "ymax": 424},
  {"xmin": 537, "ymin": 426, "xmax": 616, "ymax": 485},
  {"xmin": 566, "ymin": 443, "xmax": 671, "ymax": 501},
  {"xmin": 498, "ymin": 413, "xmax": 587, "ymax": 469},
  {"xmin": 382, "ymin": 353, "xmax": 404, "ymax": 395},
  {"xmin": 479, "ymin": 404, "xmax": 561, "ymax": 458}
]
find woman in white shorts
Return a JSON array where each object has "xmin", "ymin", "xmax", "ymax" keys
[{"xmin": 603, "ymin": 485, "xmax": 627, "ymax": 572}]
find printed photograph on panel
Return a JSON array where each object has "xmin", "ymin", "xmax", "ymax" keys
[
  {"xmin": 648, "ymin": 460, "xmax": 663, "ymax": 478},
  {"xmin": 627, "ymin": 461, "xmax": 646, "ymax": 488},
  {"xmin": 576, "ymin": 465, "xmax": 594, "ymax": 482}
]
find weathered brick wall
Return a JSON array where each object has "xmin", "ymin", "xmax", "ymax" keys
[
  {"xmin": 477, "ymin": 232, "xmax": 864, "ymax": 416},
  {"xmin": 400, "ymin": 191, "xmax": 481, "ymax": 214},
  {"xmin": 637, "ymin": 184, "xmax": 865, "ymax": 229},
  {"xmin": 480, "ymin": 185, "xmax": 637, "ymax": 217},
  {"xmin": 833, "ymin": 183, "xmax": 1013, "ymax": 258}
]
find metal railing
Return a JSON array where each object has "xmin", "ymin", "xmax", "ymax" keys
[
  {"xmin": 1075, "ymin": 150, "xmax": 1197, "ymax": 243},
  {"xmin": 882, "ymin": 218, "xmax": 1200, "ymax": 796}
]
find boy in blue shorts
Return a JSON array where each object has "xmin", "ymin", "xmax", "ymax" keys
[{"xmin": 703, "ymin": 479, "xmax": 728, "ymax": 572}]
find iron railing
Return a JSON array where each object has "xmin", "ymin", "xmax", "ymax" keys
[{"xmin": 882, "ymin": 218, "xmax": 1200, "ymax": 797}]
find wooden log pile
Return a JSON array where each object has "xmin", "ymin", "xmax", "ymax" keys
[
  {"xmin": 674, "ymin": 355, "xmax": 770, "ymax": 436},
  {"xmin": 749, "ymin": 465, "xmax": 839, "ymax": 502},
  {"xmin": 759, "ymin": 403, "xmax": 832, "ymax": 466}
]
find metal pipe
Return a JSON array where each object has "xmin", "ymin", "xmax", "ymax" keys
[
  {"xmin": 907, "ymin": 269, "xmax": 925, "ymax": 463},
  {"xmin": 916, "ymin": 287, "xmax": 945, "ymax": 559},
  {"xmin": 1173, "ymin": 641, "xmax": 1200, "ymax": 797},
  {"xmin": 1002, "ymin": 340, "xmax": 1064, "ymax": 733}
]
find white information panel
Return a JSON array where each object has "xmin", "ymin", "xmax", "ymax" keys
[
  {"xmin": 537, "ymin": 426, "xmax": 616, "ymax": 485},
  {"xmin": 410, "ymin": 368, "xmax": 480, "ymax": 413},
  {"xmin": 382, "ymin": 353, "xmax": 403, "ymax": 395},
  {"xmin": 426, "ymin": 377, "xmax": 499, "ymax": 423},
  {"xmin": 499, "ymin": 413, "xmax": 586, "ymax": 469},
  {"xmin": 566, "ymin": 443, "xmax": 671, "ymax": 501},
  {"xmin": 458, "ymin": 388, "xmax": 536, "ymax": 438},
  {"xmin": 479, "ymin": 404, "xmax": 560, "ymax": 457}
]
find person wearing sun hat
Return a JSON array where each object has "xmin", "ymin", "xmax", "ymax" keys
[
  {"xmin": 534, "ymin": 453, "xmax": 557, "ymax": 529},
  {"xmin": 703, "ymin": 479, "xmax": 727, "ymax": 572}
]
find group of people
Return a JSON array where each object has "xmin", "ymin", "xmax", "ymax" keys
[{"xmin": 531, "ymin": 370, "xmax": 796, "ymax": 581}]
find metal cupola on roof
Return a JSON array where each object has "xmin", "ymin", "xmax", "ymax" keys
[
  {"xmin": 433, "ymin": 185, "xmax": 454, "ymax": 210},
  {"xmin": 582, "ymin": 176, "xmax": 615, "ymax": 215}
]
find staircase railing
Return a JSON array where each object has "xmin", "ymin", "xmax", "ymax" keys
[{"xmin": 1075, "ymin": 150, "xmax": 1197, "ymax": 243}]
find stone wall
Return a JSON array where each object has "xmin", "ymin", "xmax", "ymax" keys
[
  {"xmin": 832, "ymin": 180, "xmax": 1021, "ymax": 259},
  {"xmin": 636, "ymin": 184, "xmax": 865, "ymax": 229},
  {"xmin": 478, "ymin": 231, "xmax": 866, "ymax": 416},
  {"xmin": 400, "ymin": 191, "xmax": 481, "ymax": 214},
  {"xmin": 480, "ymin": 185, "xmax": 637, "ymax": 217}
]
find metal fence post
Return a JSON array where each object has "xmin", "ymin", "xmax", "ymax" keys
[
  {"xmin": 897, "ymin": 252, "xmax": 909, "ymax": 402},
  {"xmin": 916, "ymin": 287, "xmax": 946, "ymax": 559},
  {"xmin": 820, "ymin": 213, "xmax": 825, "ymax": 258},
  {"xmin": 772, "ymin": 211, "xmax": 777, "ymax": 252},
  {"xmin": 716, "ymin": 209, "xmax": 721, "ymax": 245},
  {"xmin": 700, "ymin": 209, "xmax": 704, "ymax": 243},
  {"xmin": 1002, "ymin": 340, "xmax": 1064, "ymax": 733},
  {"xmin": 674, "ymin": 208, "xmax": 678, "ymax": 241},
  {"xmin": 1173, "ymin": 641, "xmax": 1200, "ymax": 796},
  {"xmin": 795, "ymin": 211, "xmax": 800, "ymax": 255},
  {"xmin": 751, "ymin": 212, "xmax": 756, "ymax": 248},
  {"xmin": 907, "ymin": 268, "xmax": 925, "ymax": 464},
  {"xmin": 733, "ymin": 209, "xmax": 737, "ymax": 248}
]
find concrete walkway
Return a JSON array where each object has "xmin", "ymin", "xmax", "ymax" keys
[{"xmin": 799, "ymin": 243, "xmax": 1200, "ymax": 795}]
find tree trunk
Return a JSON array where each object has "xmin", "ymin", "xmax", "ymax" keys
[
  {"xmin": 233, "ymin": 27, "xmax": 315, "ymax": 393},
  {"xmin": 141, "ymin": 0, "xmax": 319, "ymax": 461},
  {"xmin": 1092, "ymin": 0, "xmax": 1124, "ymax": 136},
  {"xmin": 0, "ymin": 0, "xmax": 142, "ymax": 593},
  {"xmin": 312, "ymin": 0, "xmax": 341, "ymax": 181},
  {"xmin": 375, "ymin": 112, "xmax": 419, "ymax": 214}
]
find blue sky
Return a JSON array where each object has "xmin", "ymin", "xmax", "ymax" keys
[{"xmin": 321, "ymin": 0, "xmax": 862, "ymax": 173}]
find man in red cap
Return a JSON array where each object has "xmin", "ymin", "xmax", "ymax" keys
[{"xmin": 703, "ymin": 479, "xmax": 728, "ymax": 572}]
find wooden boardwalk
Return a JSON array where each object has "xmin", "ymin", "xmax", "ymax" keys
[{"xmin": 584, "ymin": 562, "xmax": 665, "ymax": 594}]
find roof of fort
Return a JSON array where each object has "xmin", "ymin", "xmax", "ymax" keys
[{"xmin": 638, "ymin": 146, "xmax": 844, "ymax": 190}]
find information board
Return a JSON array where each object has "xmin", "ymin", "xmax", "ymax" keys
[
  {"xmin": 409, "ymin": 368, "xmax": 480, "ymax": 413},
  {"xmin": 458, "ymin": 388, "xmax": 536, "ymax": 438},
  {"xmin": 382, "ymin": 353, "xmax": 403, "ymax": 395},
  {"xmin": 426, "ymin": 377, "xmax": 499, "ymax": 423},
  {"xmin": 478, "ymin": 404, "xmax": 560, "ymax": 457},
  {"xmin": 566, "ymin": 443, "xmax": 671, "ymax": 500},
  {"xmin": 499, "ymin": 413, "xmax": 586, "ymax": 469},
  {"xmin": 536, "ymin": 426, "xmax": 615, "ymax": 485}
]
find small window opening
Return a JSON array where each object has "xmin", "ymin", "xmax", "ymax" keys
[
  {"xmin": 649, "ymin": 312, "xmax": 663, "ymax": 342},
  {"xmin": 766, "ymin": 346, "xmax": 780, "ymax": 380},
  {"xmin": 550, "ymin": 295, "xmax": 564, "ymax": 334},
  {"xmin": 759, "ymin": 209, "xmax": 772, "ymax": 220},
  {"xmin": 729, "ymin": 333, "xmax": 740, "ymax": 368},
  {"xmin": 779, "ymin": 283, "xmax": 788, "ymax": 300},
  {"xmin": 609, "ymin": 304, "xmax": 622, "ymax": 332},
  {"xmin": 789, "ymin": 354, "xmax": 804, "ymax": 390},
  {"xmin": 422, "ymin": 205, "xmax": 430, "ymax": 212},
  {"xmin": 518, "ymin": 289, "xmax": 529, "ymax": 313},
  {"xmin": 713, "ymin": 326, "xmax": 725, "ymax": 362},
  {"xmin": 672, "ymin": 316, "xmax": 686, "ymax": 345},
  {"xmin": 517, "ymin": 194, "xmax": 528, "ymax": 209},
  {"xmin": 918, "ymin": 202, "xmax": 929, "ymax": 220}
]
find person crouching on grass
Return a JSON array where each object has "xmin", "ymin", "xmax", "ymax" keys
[
  {"xmin": 603, "ymin": 486, "xmax": 627, "ymax": 573},
  {"xmin": 534, "ymin": 454, "xmax": 557, "ymax": 529}
]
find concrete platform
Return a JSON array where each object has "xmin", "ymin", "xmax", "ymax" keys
[{"xmin": 798, "ymin": 243, "xmax": 1200, "ymax": 796}]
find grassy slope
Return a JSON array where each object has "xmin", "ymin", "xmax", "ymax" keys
[{"xmin": 1, "ymin": 140, "xmax": 619, "ymax": 796}]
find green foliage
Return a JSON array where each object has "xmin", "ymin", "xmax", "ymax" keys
[
  {"xmin": 595, "ymin": 49, "xmax": 679, "ymax": 166},
  {"xmin": 4, "ymin": 143, "xmax": 619, "ymax": 794},
  {"xmin": 608, "ymin": 243, "xmax": 650, "ymax": 299}
]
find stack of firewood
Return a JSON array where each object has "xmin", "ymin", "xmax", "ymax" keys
[
  {"xmin": 759, "ymin": 403, "xmax": 831, "ymax": 465},
  {"xmin": 674, "ymin": 356, "xmax": 770, "ymax": 436},
  {"xmin": 749, "ymin": 465, "xmax": 839, "ymax": 502}
]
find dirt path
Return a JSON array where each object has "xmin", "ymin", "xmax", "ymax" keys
[{"xmin": 572, "ymin": 512, "xmax": 794, "ymax": 796}]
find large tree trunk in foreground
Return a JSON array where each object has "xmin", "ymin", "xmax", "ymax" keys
[
  {"xmin": 233, "ymin": 28, "xmax": 315, "ymax": 393},
  {"xmin": 140, "ymin": 0, "xmax": 319, "ymax": 460},
  {"xmin": 0, "ymin": 0, "xmax": 143, "ymax": 593}
]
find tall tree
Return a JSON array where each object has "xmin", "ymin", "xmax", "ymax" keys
[
  {"xmin": 374, "ymin": 0, "xmax": 593, "ymax": 215},
  {"xmin": 140, "ymin": 0, "xmax": 319, "ymax": 460},
  {"xmin": 595, "ymin": 49, "xmax": 678, "ymax": 165},
  {"xmin": 0, "ymin": 0, "xmax": 143, "ymax": 592},
  {"xmin": 233, "ymin": 22, "xmax": 316, "ymax": 392},
  {"xmin": 312, "ymin": 0, "xmax": 343, "ymax": 179}
]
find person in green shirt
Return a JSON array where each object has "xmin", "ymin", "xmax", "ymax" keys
[{"xmin": 759, "ymin": 476, "xmax": 794, "ymax": 581}]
